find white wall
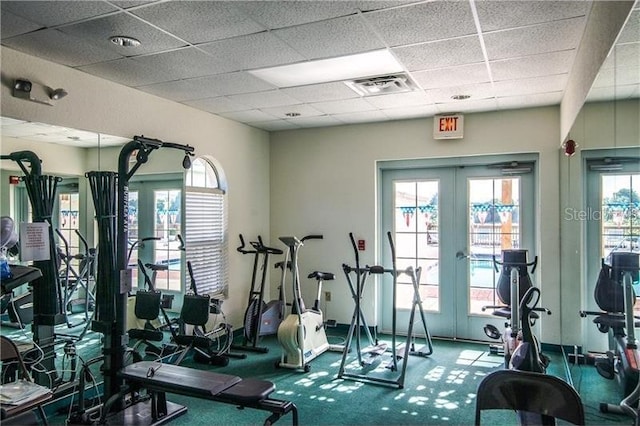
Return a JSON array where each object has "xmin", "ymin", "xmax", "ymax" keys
[
  {"xmin": 0, "ymin": 46, "xmax": 271, "ymax": 327},
  {"xmin": 270, "ymin": 107, "xmax": 565, "ymax": 344}
]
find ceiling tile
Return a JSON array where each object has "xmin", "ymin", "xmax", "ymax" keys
[
  {"xmin": 599, "ymin": 43, "xmax": 640, "ymax": 71},
  {"xmin": 198, "ymin": 32, "xmax": 305, "ymax": 72},
  {"xmin": 392, "ymin": 36, "xmax": 485, "ymax": 72},
  {"xmin": 219, "ymin": 109, "xmax": 279, "ymax": 123},
  {"xmin": 1, "ymin": 10, "xmax": 42, "ymax": 39},
  {"xmin": 132, "ymin": 48, "xmax": 235, "ymax": 82},
  {"xmin": 1, "ymin": 1, "xmax": 117, "ymax": 27},
  {"xmin": 586, "ymin": 84, "xmax": 639, "ymax": 102},
  {"xmin": 475, "ymin": 1, "xmax": 590, "ymax": 32},
  {"xmin": 137, "ymin": 79, "xmax": 212, "ymax": 102},
  {"xmin": 490, "ymin": 50, "xmax": 575, "ymax": 82},
  {"xmin": 436, "ymin": 98, "xmax": 499, "ymax": 114},
  {"xmin": 592, "ymin": 65, "xmax": 640, "ymax": 88},
  {"xmin": 412, "ymin": 63, "xmax": 491, "ymax": 90},
  {"xmin": 334, "ymin": 109, "xmax": 389, "ymax": 124},
  {"xmin": 235, "ymin": 1, "xmax": 360, "ymax": 29},
  {"xmin": 493, "ymin": 74, "xmax": 568, "ymax": 97},
  {"xmin": 425, "ymin": 82, "xmax": 495, "ymax": 104},
  {"xmin": 259, "ymin": 104, "xmax": 324, "ymax": 120},
  {"xmin": 272, "ymin": 15, "xmax": 385, "ymax": 60},
  {"xmin": 617, "ymin": 10, "xmax": 639, "ymax": 44},
  {"xmin": 0, "ymin": 117, "xmax": 26, "ymax": 126},
  {"xmin": 311, "ymin": 98, "xmax": 377, "ymax": 114},
  {"xmin": 383, "ymin": 104, "xmax": 438, "ymax": 120},
  {"xmin": 365, "ymin": 91, "xmax": 431, "ymax": 109},
  {"xmin": 249, "ymin": 119, "xmax": 301, "ymax": 132},
  {"xmin": 183, "ymin": 96, "xmax": 252, "ymax": 114},
  {"xmin": 3, "ymin": 28, "xmax": 122, "ymax": 67},
  {"xmin": 110, "ymin": 1, "xmax": 159, "ymax": 9},
  {"xmin": 60, "ymin": 12, "xmax": 186, "ymax": 57},
  {"xmin": 483, "ymin": 17, "xmax": 586, "ymax": 60},
  {"xmin": 227, "ymin": 90, "xmax": 302, "ymax": 109},
  {"xmin": 129, "ymin": 1, "xmax": 265, "ymax": 44},
  {"xmin": 364, "ymin": 2, "xmax": 477, "ymax": 47},
  {"xmin": 78, "ymin": 57, "xmax": 175, "ymax": 86},
  {"xmin": 497, "ymin": 92, "xmax": 563, "ymax": 110},
  {"xmin": 187, "ymin": 72, "xmax": 276, "ymax": 97},
  {"xmin": 282, "ymin": 82, "xmax": 360, "ymax": 103},
  {"xmin": 285, "ymin": 114, "xmax": 344, "ymax": 128}
]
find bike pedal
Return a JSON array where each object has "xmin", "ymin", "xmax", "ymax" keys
[{"xmin": 595, "ymin": 357, "xmax": 615, "ymax": 380}]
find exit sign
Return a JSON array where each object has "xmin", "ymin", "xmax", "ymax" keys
[{"xmin": 434, "ymin": 114, "xmax": 464, "ymax": 139}]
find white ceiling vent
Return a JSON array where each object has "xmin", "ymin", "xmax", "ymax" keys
[{"xmin": 345, "ymin": 74, "xmax": 417, "ymax": 96}]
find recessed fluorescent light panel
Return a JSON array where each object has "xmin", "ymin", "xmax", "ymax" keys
[{"xmin": 249, "ymin": 49, "xmax": 404, "ymax": 88}]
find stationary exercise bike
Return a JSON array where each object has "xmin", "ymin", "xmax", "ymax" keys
[
  {"xmin": 485, "ymin": 250, "xmax": 556, "ymax": 424},
  {"xmin": 580, "ymin": 251, "xmax": 640, "ymax": 419},
  {"xmin": 276, "ymin": 235, "xmax": 336, "ymax": 372},
  {"xmin": 233, "ymin": 234, "xmax": 284, "ymax": 353},
  {"xmin": 483, "ymin": 249, "xmax": 550, "ymax": 366}
]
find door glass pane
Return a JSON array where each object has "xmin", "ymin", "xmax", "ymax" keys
[
  {"xmin": 468, "ymin": 177, "xmax": 520, "ymax": 314},
  {"xmin": 154, "ymin": 189, "xmax": 181, "ymax": 291},
  {"xmin": 394, "ymin": 180, "xmax": 439, "ymax": 311},
  {"xmin": 58, "ymin": 192, "xmax": 80, "ymax": 269},
  {"xmin": 127, "ymin": 191, "xmax": 139, "ymax": 284},
  {"xmin": 601, "ymin": 174, "xmax": 639, "ymax": 262},
  {"xmin": 601, "ymin": 174, "xmax": 639, "ymax": 315}
]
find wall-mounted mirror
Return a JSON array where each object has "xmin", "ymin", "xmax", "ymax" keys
[{"xmin": 562, "ymin": 3, "xmax": 639, "ymax": 356}]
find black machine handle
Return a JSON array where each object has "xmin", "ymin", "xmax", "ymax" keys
[
  {"xmin": 237, "ymin": 234, "xmax": 255, "ymax": 254},
  {"xmin": 237, "ymin": 234, "xmax": 283, "ymax": 255},
  {"xmin": 177, "ymin": 234, "xmax": 186, "ymax": 251},
  {"xmin": 349, "ymin": 233, "xmax": 360, "ymax": 270},
  {"xmin": 75, "ymin": 230, "xmax": 90, "ymax": 254},
  {"xmin": 301, "ymin": 234, "xmax": 323, "ymax": 243},
  {"xmin": 1, "ymin": 150, "xmax": 42, "ymax": 176},
  {"xmin": 256, "ymin": 236, "xmax": 283, "ymax": 255},
  {"xmin": 187, "ymin": 260, "xmax": 198, "ymax": 295},
  {"xmin": 493, "ymin": 254, "xmax": 538, "ymax": 274},
  {"xmin": 137, "ymin": 259, "xmax": 156, "ymax": 291},
  {"xmin": 126, "ymin": 236, "xmax": 160, "ymax": 265}
]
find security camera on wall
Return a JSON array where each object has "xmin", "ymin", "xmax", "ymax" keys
[{"xmin": 12, "ymin": 78, "xmax": 67, "ymax": 106}]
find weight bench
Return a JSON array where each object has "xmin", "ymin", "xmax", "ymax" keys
[{"xmin": 118, "ymin": 361, "xmax": 298, "ymax": 425}]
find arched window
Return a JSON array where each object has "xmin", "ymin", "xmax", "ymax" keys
[{"xmin": 184, "ymin": 157, "xmax": 228, "ymax": 296}]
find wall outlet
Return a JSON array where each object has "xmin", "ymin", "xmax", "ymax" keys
[{"xmin": 325, "ymin": 291, "xmax": 331, "ymax": 302}]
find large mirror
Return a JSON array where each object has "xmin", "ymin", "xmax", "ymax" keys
[{"xmin": 563, "ymin": 5, "xmax": 640, "ymax": 355}]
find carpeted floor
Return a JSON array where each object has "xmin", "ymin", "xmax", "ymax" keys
[{"xmin": 1, "ymin": 319, "xmax": 635, "ymax": 426}]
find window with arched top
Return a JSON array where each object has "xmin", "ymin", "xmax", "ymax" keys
[{"xmin": 184, "ymin": 157, "xmax": 228, "ymax": 297}]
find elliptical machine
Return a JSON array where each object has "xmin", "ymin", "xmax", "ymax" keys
[
  {"xmin": 233, "ymin": 235, "xmax": 284, "ymax": 353},
  {"xmin": 580, "ymin": 251, "xmax": 640, "ymax": 419},
  {"xmin": 276, "ymin": 235, "xmax": 337, "ymax": 372}
]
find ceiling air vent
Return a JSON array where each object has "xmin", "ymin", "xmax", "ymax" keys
[{"xmin": 345, "ymin": 74, "xmax": 417, "ymax": 96}]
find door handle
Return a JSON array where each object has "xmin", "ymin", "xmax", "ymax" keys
[{"xmin": 456, "ymin": 250, "xmax": 470, "ymax": 260}]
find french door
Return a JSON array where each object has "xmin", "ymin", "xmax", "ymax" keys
[
  {"xmin": 584, "ymin": 158, "xmax": 639, "ymax": 352},
  {"xmin": 380, "ymin": 162, "xmax": 535, "ymax": 341}
]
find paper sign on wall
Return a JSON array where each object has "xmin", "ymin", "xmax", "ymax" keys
[{"xmin": 19, "ymin": 222, "xmax": 51, "ymax": 262}]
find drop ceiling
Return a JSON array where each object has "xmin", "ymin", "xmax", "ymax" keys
[{"xmin": 1, "ymin": 0, "xmax": 639, "ymax": 133}]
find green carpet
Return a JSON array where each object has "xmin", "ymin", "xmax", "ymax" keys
[{"xmin": 2, "ymin": 320, "xmax": 634, "ymax": 426}]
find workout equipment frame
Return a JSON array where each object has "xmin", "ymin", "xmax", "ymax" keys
[
  {"xmin": 337, "ymin": 231, "xmax": 433, "ymax": 389},
  {"xmin": 233, "ymin": 234, "xmax": 284, "ymax": 353}
]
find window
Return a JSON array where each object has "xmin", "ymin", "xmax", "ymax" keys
[
  {"xmin": 57, "ymin": 191, "xmax": 81, "ymax": 268},
  {"xmin": 153, "ymin": 189, "xmax": 182, "ymax": 291},
  {"xmin": 184, "ymin": 157, "xmax": 228, "ymax": 297}
]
